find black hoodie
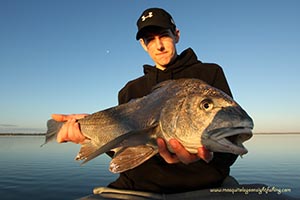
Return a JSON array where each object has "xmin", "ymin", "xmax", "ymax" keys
[
  {"xmin": 118, "ymin": 48, "xmax": 232, "ymax": 104},
  {"xmin": 112, "ymin": 48, "xmax": 237, "ymax": 193}
]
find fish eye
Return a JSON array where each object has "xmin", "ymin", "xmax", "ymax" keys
[{"xmin": 200, "ymin": 99, "xmax": 213, "ymax": 111}]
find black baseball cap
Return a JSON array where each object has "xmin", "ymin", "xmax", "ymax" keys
[{"xmin": 136, "ymin": 8, "xmax": 176, "ymax": 40}]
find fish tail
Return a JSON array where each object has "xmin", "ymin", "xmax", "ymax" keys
[{"xmin": 41, "ymin": 119, "xmax": 64, "ymax": 147}]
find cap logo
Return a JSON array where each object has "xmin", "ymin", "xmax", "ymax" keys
[{"xmin": 141, "ymin": 12, "xmax": 153, "ymax": 21}]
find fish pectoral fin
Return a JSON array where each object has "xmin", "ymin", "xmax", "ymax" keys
[
  {"xmin": 116, "ymin": 125, "xmax": 159, "ymax": 147},
  {"xmin": 80, "ymin": 125, "xmax": 159, "ymax": 165},
  {"xmin": 110, "ymin": 146, "xmax": 158, "ymax": 173}
]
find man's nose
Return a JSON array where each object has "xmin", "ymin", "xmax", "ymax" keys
[{"xmin": 154, "ymin": 37, "xmax": 164, "ymax": 51}]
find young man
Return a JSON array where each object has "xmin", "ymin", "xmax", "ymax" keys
[{"xmin": 53, "ymin": 8, "xmax": 237, "ymax": 193}]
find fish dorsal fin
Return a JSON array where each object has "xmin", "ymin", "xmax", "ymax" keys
[
  {"xmin": 110, "ymin": 145, "xmax": 158, "ymax": 173},
  {"xmin": 80, "ymin": 125, "xmax": 159, "ymax": 165},
  {"xmin": 151, "ymin": 79, "xmax": 173, "ymax": 92}
]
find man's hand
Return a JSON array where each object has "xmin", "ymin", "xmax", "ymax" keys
[
  {"xmin": 52, "ymin": 114, "xmax": 89, "ymax": 144},
  {"xmin": 157, "ymin": 138, "xmax": 213, "ymax": 164}
]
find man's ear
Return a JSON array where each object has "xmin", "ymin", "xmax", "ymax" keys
[
  {"xmin": 175, "ymin": 29, "xmax": 180, "ymax": 43},
  {"xmin": 139, "ymin": 39, "xmax": 148, "ymax": 52}
]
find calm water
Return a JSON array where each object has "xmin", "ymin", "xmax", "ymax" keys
[{"xmin": 0, "ymin": 134, "xmax": 299, "ymax": 199}]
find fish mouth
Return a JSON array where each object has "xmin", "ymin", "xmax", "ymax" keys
[{"xmin": 205, "ymin": 127, "xmax": 253, "ymax": 155}]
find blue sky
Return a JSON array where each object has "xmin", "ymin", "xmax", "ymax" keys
[{"xmin": 0, "ymin": 0, "xmax": 299, "ymax": 133}]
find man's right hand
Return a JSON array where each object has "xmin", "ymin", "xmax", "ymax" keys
[
  {"xmin": 157, "ymin": 138, "xmax": 213, "ymax": 164},
  {"xmin": 51, "ymin": 114, "xmax": 89, "ymax": 144}
]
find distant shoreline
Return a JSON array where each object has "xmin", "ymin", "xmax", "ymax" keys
[
  {"xmin": 0, "ymin": 133, "xmax": 45, "ymax": 136},
  {"xmin": 0, "ymin": 132, "xmax": 300, "ymax": 136},
  {"xmin": 254, "ymin": 132, "xmax": 300, "ymax": 135}
]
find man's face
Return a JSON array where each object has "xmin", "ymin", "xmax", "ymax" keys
[{"xmin": 140, "ymin": 28, "xmax": 179, "ymax": 70}]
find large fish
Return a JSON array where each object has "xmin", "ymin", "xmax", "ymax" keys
[{"xmin": 44, "ymin": 79, "xmax": 253, "ymax": 173}]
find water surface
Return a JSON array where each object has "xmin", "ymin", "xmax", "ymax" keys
[{"xmin": 0, "ymin": 134, "xmax": 299, "ymax": 199}]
